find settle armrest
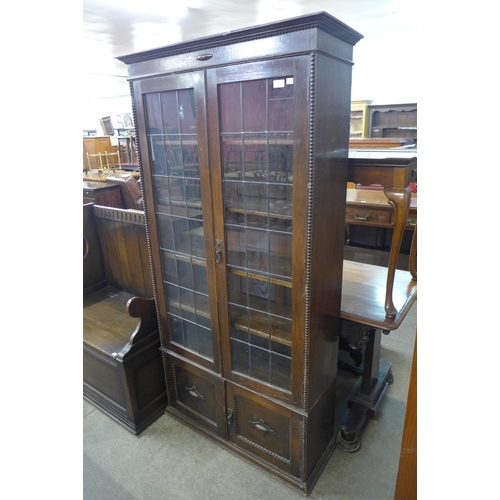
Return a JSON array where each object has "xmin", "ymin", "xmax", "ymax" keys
[
  {"xmin": 115, "ymin": 297, "xmax": 159, "ymax": 362},
  {"xmin": 83, "ymin": 289, "xmax": 158, "ymax": 359},
  {"xmin": 126, "ymin": 296, "xmax": 158, "ymax": 346}
]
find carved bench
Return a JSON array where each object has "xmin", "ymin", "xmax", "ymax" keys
[{"xmin": 83, "ymin": 204, "xmax": 167, "ymax": 434}]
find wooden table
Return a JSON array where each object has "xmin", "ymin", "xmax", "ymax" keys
[
  {"xmin": 336, "ymin": 151, "xmax": 417, "ymax": 452},
  {"xmin": 346, "ymin": 188, "xmax": 417, "ymax": 229},
  {"xmin": 347, "ymin": 151, "xmax": 417, "ymax": 318}
]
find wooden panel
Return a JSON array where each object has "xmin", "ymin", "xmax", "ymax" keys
[
  {"xmin": 226, "ymin": 382, "xmax": 301, "ymax": 477},
  {"xmin": 129, "ymin": 347, "xmax": 167, "ymax": 411},
  {"xmin": 83, "ymin": 183, "xmax": 122, "ymax": 208},
  {"xmin": 93, "ymin": 207, "xmax": 153, "ymax": 298},
  {"xmin": 83, "ymin": 204, "xmax": 106, "ymax": 292},
  {"xmin": 394, "ymin": 335, "xmax": 417, "ymax": 500},
  {"xmin": 95, "ymin": 216, "xmax": 123, "ymax": 290},
  {"xmin": 369, "ymin": 103, "xmax": 417, "ymax": 140},
  {"xmin": 165, "ymin": 353, "xmax": 225, "ymax": 437},
  {"xmin": 83, "ymin": 349, "xmax": 125, "ymax": 406}
]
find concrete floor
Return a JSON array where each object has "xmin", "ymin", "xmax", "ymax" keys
[{"xmin": 83, "ymin": 303, "xmax": 416, "ymax": 500}]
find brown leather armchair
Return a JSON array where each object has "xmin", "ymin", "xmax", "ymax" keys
[{"xmin": 106, "ymin": 174, "xmax": 143, "ymax": 210}]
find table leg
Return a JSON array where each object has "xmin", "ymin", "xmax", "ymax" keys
[
  {"xmin": 337, "ymin": 327, "xmax": 393, "ymax": 453},
  {"xmin": 409, "ymin": 224, "xmax": 417, "ymax": 280},
  {"xmin": 383, "ymin": 186, "xmax": 411, "ymax": 318}
]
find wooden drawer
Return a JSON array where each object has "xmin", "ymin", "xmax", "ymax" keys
[
  {"xmin": 346, "ymin": 206, "xmax": 391, "ymax": 226},
  {"xmin": 164, "ymin": 353, "xmax": 225, "ymax": 436},
  {"xmin": 406, "ymin": 211, "xmax": 417, "ymax": 229},
  {"xmin": 226, "ymin": 382, "xmax": 301, "ymax": 477}
]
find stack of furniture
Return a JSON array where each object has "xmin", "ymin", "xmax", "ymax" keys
[
  {"xmin": 83, "ymin": 136, "xmax": 119, "ymax": 171},
  {"xmin": 349, "ymin": 100, "xmax": 372, "ymax": 138}
]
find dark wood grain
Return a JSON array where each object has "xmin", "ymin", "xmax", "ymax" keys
[
  {"xmin": 124, "ymin": 12, "xmax": 362, "ymax": 494},
  {"xmin": 394, "ymin": 335, "xmax": 417, "ymax": 500},
  {"xmin": 83, "ymin": 205, "xmax": 166, "ymax": 434}
]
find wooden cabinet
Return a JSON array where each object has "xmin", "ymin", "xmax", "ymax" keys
[
  {"xmin": 119, "ymin": 12, "xmax": 362, "ymax": 494},
  {"xmin": 369, "ymin": 103, "xmax": 417, "ymax": 141},
  {"xmin": 83, "ymin": 136, "xmax": 119, "ymax": 170},
  {"xmin": 350, "ymin": 100, "xmax": 372, "ymax": 138}
]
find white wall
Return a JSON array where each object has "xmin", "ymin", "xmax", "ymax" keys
[
  {"xmin": 82, "ymin": 7, "xmax": 419, "ymax": 130},
  {"xmin": 83, "ymin": 74, "xmax": 132, "ymax": 132},
  {"xmin": 350, "ymin": 11, "xmax": 418, "ymax": 104}
]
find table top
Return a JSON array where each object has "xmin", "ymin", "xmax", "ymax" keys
[
  {"xmin": 348, "ymin": 150, "xmax": 417, "ymax": 160},
  {"xmin": 341, "ymin": 260, "xmax": 417, "ymax": 330}
]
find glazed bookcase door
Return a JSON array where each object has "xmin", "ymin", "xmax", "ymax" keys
[
  {"xmin": 133, "ymin": 72, "xmax": 220, "ymax": 372},
  {"xmin": 207, "ymin": 57, "xmax": 310, "ymax": 402}
]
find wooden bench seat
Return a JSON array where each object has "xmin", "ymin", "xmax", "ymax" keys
[
  {"xmin": 83, "ymin": 287, "xmax": 138, "ymax": 355},
  {"xmin": 83, "ymin": 204, "xmax": 167, "ymax": 435}
]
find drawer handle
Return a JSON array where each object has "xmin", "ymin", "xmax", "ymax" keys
[
  {"xmin": 196, "ymin": 53, "xmax": 213, "ymax": 61},
  {"xmin": 354, "ymin": 212, "xmax": 371, "ymax": 221},
  {"xmin": 249, "ymin": 419, "xmax": 276, "ymax": 435},
  {"xmin": 185, "ymin": 386, "xmax": 205, "ymax": 401},
  {"xmin": 407, "ymin": 217, "xmax": 417, "ymax": 226}
]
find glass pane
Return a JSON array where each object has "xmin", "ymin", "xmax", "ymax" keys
[
  {"xmin": 220, "ymin": 75, "xmax": 295, "ymax": 391},
  {"xmin": 145, "ymin": 87, "xmax": 213, "ymax": 361}
]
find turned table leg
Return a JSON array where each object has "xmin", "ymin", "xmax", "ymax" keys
[{"xmin": 383, "ymin": 186, "xmax": 411, "ymax": 318}]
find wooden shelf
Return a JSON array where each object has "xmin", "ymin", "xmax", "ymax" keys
[
  {"xmin": 227, "ymin": 250, "xmax": 292, "ymax": 283},
  {"xmin": 166, "ymin": 296, "xmax": 211, "ymax": 320},
  {"xmin": 225, "ymin": 196, "xmax": 293, "ymax": 220},
  {"xmin": 232, "ymin": 308, "xmax": 292, "ymax": 347}
]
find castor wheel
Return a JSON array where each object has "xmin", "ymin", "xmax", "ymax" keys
[
  {"xmin": 337, "ymin": 432, "xmax": 361, "ymax": 453},
  {"xmin": 387, "ymin": 372, "xmax": 394, "ymax": 384}
]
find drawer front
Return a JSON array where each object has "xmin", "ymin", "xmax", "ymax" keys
[
  {"xmin": 226, "ymin": 382, "xmax": 300, "ymax": 476},
  {"xmin": 345, "ymin": 207, "xmax": 391, "ymax": 226},
  {"xmin": 165, "ymin": 353, "xmax": 224, "ymax": 436},
  {"xmin": 406, "ymin": 212, "xmax": 417, "ymax": 229}
]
